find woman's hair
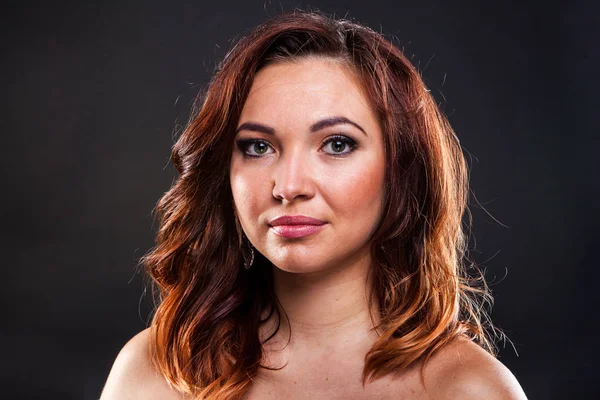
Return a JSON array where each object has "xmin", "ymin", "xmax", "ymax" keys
[{"xmin": 140, "ymin": 9, "xmax": 500, "ymax": 400}]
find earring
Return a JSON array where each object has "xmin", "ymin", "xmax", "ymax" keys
[{"xmin": 242, "ymin": 234, "xmax": 255, "ymax": 270}]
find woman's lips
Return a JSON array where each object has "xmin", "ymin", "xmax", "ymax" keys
[{"xmin": 270, "ymin": 223, "xmax": 327, "ymax": 239}]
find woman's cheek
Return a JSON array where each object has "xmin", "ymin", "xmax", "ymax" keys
[
  {"xmin": 233, "ymin": 174, "xmax": 269, "ymax": 224},
  {"xmin": 323, "ymin": 159, "xmax": 384, "ymax": 208}
]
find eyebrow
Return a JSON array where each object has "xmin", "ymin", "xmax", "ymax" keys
[{"xmin": 235, "ymin": 116, "xmax": 368, "ymax": 137}]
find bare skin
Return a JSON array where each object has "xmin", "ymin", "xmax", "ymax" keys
[
  {"xmin": 100, "ymin": 58, "xmax": 527, "ymax": 399},
  {"xmin": 100, "ymin": 328, "xmax": 527, "ymax": 399},
  {"xmin": 245, "ymin": 333, "xmax": 524, "ymax": 400}
]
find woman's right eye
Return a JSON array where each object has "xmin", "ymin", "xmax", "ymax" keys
[{"xmin": 235, "ymin": 139, "xmax": 274, "ymax": 158}]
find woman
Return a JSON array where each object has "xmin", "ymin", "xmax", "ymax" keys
[{"xmin": 101, "ymin": 10, "xmax": 527, "ymax": 400}]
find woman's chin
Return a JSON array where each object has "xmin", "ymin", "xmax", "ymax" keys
[{"xmin": 269, "ymin": 259, "xmax": 328, "ymax": 275}]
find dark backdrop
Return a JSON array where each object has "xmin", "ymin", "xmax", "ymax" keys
[{"xmin": 3, "ymin": 0, "xmax": 598, "ymax": 399}]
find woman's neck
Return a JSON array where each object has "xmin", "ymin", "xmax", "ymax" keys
[{"xmin": 262, "ymin": 250, "xmax": 380, "ymax": 351}]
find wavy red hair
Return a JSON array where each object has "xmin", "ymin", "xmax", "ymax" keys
[{"xmin": 140, "ymin": 9, "xmax": 500, "ymax": 399}]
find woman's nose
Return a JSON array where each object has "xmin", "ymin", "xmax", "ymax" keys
[{"xmin": 272, "ymin": 148, "xmax": 316, "ymax": 204}]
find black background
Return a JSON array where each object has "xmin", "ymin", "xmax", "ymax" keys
[{"xmin": 3, "ymin": 0, "xmax": 598, "ymax": 399}]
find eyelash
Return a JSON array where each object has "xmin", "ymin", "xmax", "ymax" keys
[{"xmin": 235, "ymin": 135, "xmax": 358, "ymax": 159}]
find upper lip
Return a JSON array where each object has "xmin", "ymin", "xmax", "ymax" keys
[{"xmin": 269, "ymin": 215, "xmax": 327, "ymax": 226}]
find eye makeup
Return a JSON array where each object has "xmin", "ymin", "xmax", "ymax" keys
[{"xmin": 235, "ymin": 134, "xmax": 358, "ymax": 159}]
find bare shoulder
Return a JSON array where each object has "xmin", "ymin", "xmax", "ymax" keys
[
  {"xmin": 423, "ymin": 336, "xmax": 528, "ymax": 400},
  {"xmin": 100, "ymin": 328, "xmax": 187, "ymax": 400}
]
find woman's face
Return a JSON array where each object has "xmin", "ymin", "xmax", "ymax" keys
[{"xmin": 230, "ymin": 57, "xmax": 386, "ymax": 275}]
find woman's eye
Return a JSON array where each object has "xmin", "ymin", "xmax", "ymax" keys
[
  {"xmin": 235, "ymin": 135, "xmax": 357, "ymax": 158},
  {"xmin": 236, "ymin": 139, "xmax": 274, "ymax": 157},
  {"xmin": 321, "ymin": 135, "xmax": 357, "ymax": 156}
]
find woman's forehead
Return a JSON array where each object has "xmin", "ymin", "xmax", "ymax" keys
[
  {"xmin": 250, "ymin": 58, "xmax": 360, "ymax": 93},
  {"xmin": 240, "ymin": 58, "xmax": 376, "ymax": 127}
]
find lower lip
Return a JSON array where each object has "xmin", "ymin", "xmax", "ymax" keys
[{"xmin": 270, "ymin": 224, "xmax": 327, "ymax": 239}]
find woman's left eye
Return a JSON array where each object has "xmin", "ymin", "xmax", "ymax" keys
[{"xmin": 321, "ymin": 135, "xmax": 357, "ymax": 156}]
